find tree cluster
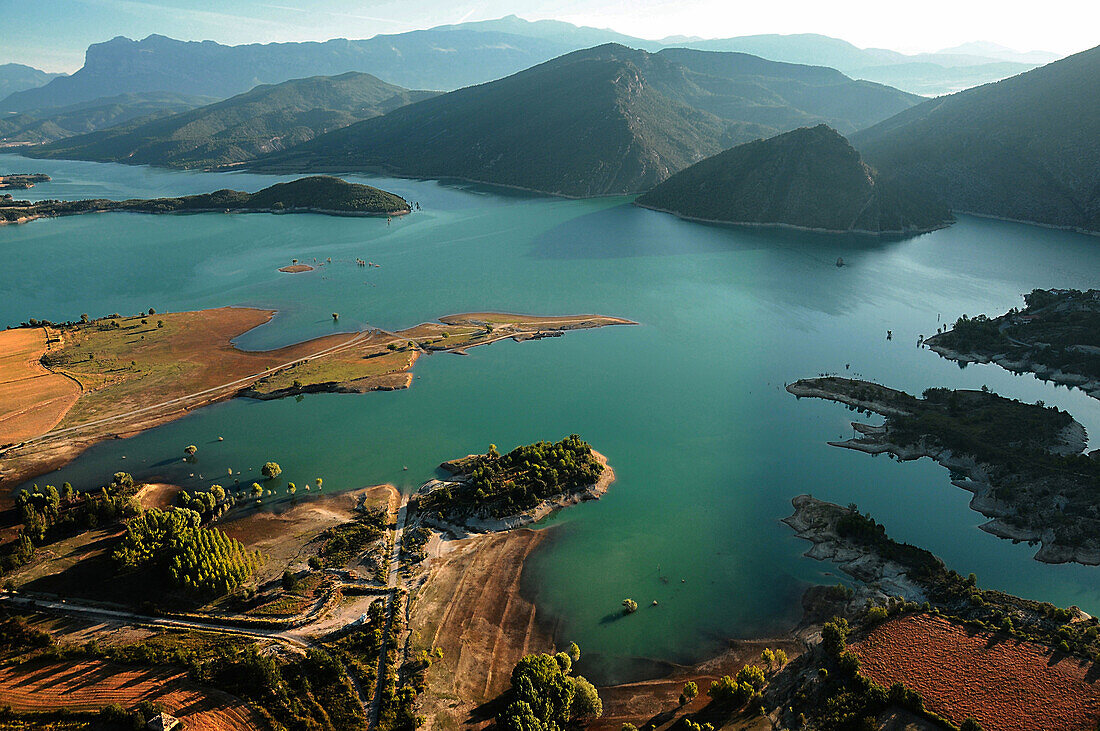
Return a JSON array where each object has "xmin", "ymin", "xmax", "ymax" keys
[
  {"xmin": 498, "ymin": 646, "xmax": 602, "ymax": 731},
  {"xmin": 112, "ymin": 508, "xmax": 260, "ymax": 596}
]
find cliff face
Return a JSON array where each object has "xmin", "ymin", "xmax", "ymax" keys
[{"xmin": 636, "ymin": 124, "xmax": 951, "ymax": 233}]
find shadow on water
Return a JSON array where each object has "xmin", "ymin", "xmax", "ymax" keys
[{"xmin": 529, "ymin": 200, "xmax": 924, "ymax": 262}]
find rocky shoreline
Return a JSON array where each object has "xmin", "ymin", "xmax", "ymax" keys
[
  {"xmin": 787, "ymin": 377, "xmax": 1100, "ymax": 566},
  {"xmin": 927, "ymin": 342, "xmax": 1100, "ymax": 400}
]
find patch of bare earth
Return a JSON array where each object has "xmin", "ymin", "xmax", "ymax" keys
[
  {"xmin": 409, "ymin": 529, "xmax": 557, "ymax": 731},
  {"xmin": 0, "ymin": 658, "xmax": 263, "ymax": 730},
  {"xmin": 851, "ymin": 613, "xmax": 1100, "ymax": 731}
]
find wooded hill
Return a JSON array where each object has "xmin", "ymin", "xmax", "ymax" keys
[
  {"xmin": 637, "ymin": 124, "xmax": 950, "ymax": 233},
  {"xmin": 29, "ymin": 72, "xmax": 435, "ymax": 169},
  {"xmin": 851, "ymin": 44, "xmax": 1100, "ymax": 233}
]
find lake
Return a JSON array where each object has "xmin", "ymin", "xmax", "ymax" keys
[{"xmin": 3, "ymin": 152, "xmax": 1100, "ymax": 682}]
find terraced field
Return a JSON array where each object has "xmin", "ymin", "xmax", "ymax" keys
[{"xmin": 0, "ymin": 658, "xmax": 262, "ymax": 730}]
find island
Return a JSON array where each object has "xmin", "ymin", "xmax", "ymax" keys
[
  {"xmin": 635, "ymin": 125, "xmax": 952, "ymax": 234},
  {"xmin": 0, "ymin": 309, "xmax": 634, "ymax": 491},
  {"xmin": 0, "ymin": 175, "xmax": 410, "ymax": 225},
  {"xmin": 788, "ymin": 376, "xmax": 1100, "ymax": 564},
  {"xmin": 0, "ymin": 173, "xmax": 50, "ymax": 190},
  {"xmin": 927, "ymin": 288, "xmax": 1100, "ymax": 400}
]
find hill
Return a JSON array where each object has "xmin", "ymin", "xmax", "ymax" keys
[
  {"xmin": 851, "ymin": 45, "xmax": 1100, "ymax": 233},
  {"xmin": 0, "ymin": 64, "xmax": 64, "ymax": 100},
  {"xmin": 636, "ymin": 125, "xmax": 951, "ymax": 233},
  {"xmin": 28, "ymin": 72, "xmax": 434, "ymax": 169},
  {"xmin": 0, "ymin": 91, "xmax": 216, "ymax": 145},
  {"xmin": 0, "ymin": 176, "xmax": 409, "ymax": 224},
  {"xmin": 253, "ymin": 45, "xmax": 920, "ymax": 197}
]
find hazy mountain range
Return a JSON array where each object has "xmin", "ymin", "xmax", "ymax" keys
[{"xmin": 0, "ymin": 15, "xmax": 1061, "ymax": 117}]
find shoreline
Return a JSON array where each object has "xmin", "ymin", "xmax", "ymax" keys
[
  {"xmin": 632, "ymin": 200, "xmax": 953, "ymax": 236},
  {"xmin": 0, "ymin": 203, "xmax": 411, "ymax": 227},
  {"xmin": 0, "ymin": 311, "xmax": 633, "ymax": 498},
  {"xmin": 927, "ymin": 342, "xmax": 1100, "ymax": 401},
  {"xmin": 787, "ymin": 377, "xmax": 1100, "ymax": 566}
]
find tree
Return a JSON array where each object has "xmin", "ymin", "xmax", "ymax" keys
[
  {"xmin": 506, "ymin": 653, "xmax": 575, "ymax": 730},
  {"xmin": 184, "ymin": 445, "xmax": 198, "ymax": 457},
  {"xmin": 571, "ymin": 676, "xmax": 602, "ymax": 719},
  {"xmin": 80, "ymin": 313, "xmax": 89, "ymax": 324},
  {"xmin": 288, "ymin": 483, "xmax": 297, "ymax": 495},
  {"xmin": 554, "ymin": 652, "xmax": 572, "ymax": 674},
  {"xmin": 680, "ymin": 681, "xmax": 698, "ymax": 705},
  {"xmin": 251, "ymin": 483, "xmax": 263, "ymax": 498},
  {"xmin": 283, "ymin": 570, "xmax": 298, "ymax": 591},
  {"xmin": 622, "ymin": 598, "xmax": 638, "ymax": 614},
  {"xmin": 567, "ymin": 642, "xmax": 581, "ymax": 663},
  {"xmin": 261, "ymin": 462, "xmax": 282, "ymax": 480},
  {"xmin": 822, "ymin": 617, "xmax": 849, "ymax": 656},
  {"xmin": 315, "ymin": 478, "xmax": 323, "ymax": 490}
]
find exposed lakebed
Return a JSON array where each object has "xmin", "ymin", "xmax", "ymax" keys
[{"xmin": 3, "ymin": 152, "xmax": 1100, "ymax": 683}]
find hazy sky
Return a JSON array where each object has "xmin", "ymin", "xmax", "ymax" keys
[{"xmin": 6, "ymin": 0, "xmax": 1098, "ymax": 72}]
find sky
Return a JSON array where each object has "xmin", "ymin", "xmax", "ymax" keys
[{"xmin": 4, "ymin": 0, "xmax": 1098, "ymax": 72}]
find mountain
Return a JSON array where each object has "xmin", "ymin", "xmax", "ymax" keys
[
  {"xmin": 851, "ymin": 45, "xmax": 1100, "ymax": 233},
  {"xmin": 0, "ymin": 91, "xmax": 215, "ymax": 145},
  {"xmin": 253, "ymin": 45, "xmax": 920, "ymax": 197},
  {"xmin": 636, "ymin": 124, "xmax": 950, "ymax": 233},
  {"xmin": 0, "ymin": 64, "xmax": 65, "ymax": 100},
  {"xmin": 0, "ymin": 19, "xmax": 1061, "ymax": 114},
  {"xmin": 29, "ymin": 72, "xmax": 434, "ymax": 169},
  {"xmin": 676, "ymin": 33, "xmax": 1061, "ymax": 96},
  {"xmin": 937, "ymin": 42, "xmax": 1061, "ymax": 65},
  {"xmin": 0, "ymin": 30, "xmax": 578, "ymax": 112}
]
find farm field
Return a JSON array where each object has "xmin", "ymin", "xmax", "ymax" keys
[
  {"xmin": 0, "ymin": 328, "xmax": 80, "ymax": 445},
  {"xmin": 851, "ymin": 613, "xmax": 1100, "ymax": 731},
  {"xmin": 0, "ymin": 658, "xmax": 263, "ymax": 730}
]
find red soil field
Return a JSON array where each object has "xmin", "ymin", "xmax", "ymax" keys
[
  {"xmin": 0, "ymin": 658, "xmax": 263, "ymax": 730},
  {"xmin": 851, "ymin": 613, "xmax": 1100, "ymax": 731}
]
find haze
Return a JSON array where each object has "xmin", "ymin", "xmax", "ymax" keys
[{"xmin": 7, "ymin": 0, "xmax": 1097, "ymax": 72}]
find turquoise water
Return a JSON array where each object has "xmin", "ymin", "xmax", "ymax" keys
[{"xmin": 4, "ymin": 153, "xmax": 1100, "ymax": 682}]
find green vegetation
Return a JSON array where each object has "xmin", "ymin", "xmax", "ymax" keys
[
  {"xmin": 813, "ymin": 500, "xmax": 1100, "ymax": 660},
  {"xmin": 253, "ymin": 45, "xmax": 917, "ymax": 196},
  {"xmin": 852, "ymin": 45, "xmax": 1100, "ymax": 232},
  {"xmin": 497, "ymin": 646, "xmax": 603, "ymax": 731},
  {"xmin": 315, "ymin": 507, "xmax": 388, "ymax": 573},
  {"xmin": 0, "ymin": 175, "xmax": 409, "ymax": 223},
  {"xmin": 794, "ymin": 376, "xmax": 1100, "ymax": 558},
  {"xmin": 621, "ymin": 598, "xmax": 638, "ymax": 614},
  {"xmin": 417, "ymin": 435, "xmax": 604, "ymax": 521},
  {"xmin": 2, "ymin": 473, "xmax": 139, "ymax": 575},
  {"xmin": 929, "ymin": 288, "xmax": 1100, "ymax": 384},
  {"xmin": 30, "ymin": 72, "xmax": 435, "ymax": 168},
  {"xmin": 261, "ymin": 461, "xmax": 282, "ymax": 479},
  {"xmin": 636, "ymin": 124, "xmax": 950, "ymax": 233},
  {"xmin": 112, "ymin": 508, "xmax": 261, "ymax": 596},
  {"xmin": 0, "ymin": 91, "xmax": 215, "ymax": 146}
]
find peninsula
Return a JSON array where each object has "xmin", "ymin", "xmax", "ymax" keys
[
  {"xmin": 0, "ymin": 175, "xmax": 410, "ymax": 225},
  {"xmin": 0, "ymin": 309, "xmax": 634, "ymax": 491},
  {"xmin": 788, "ymin": 376, "xmax": 1100, "ymax": 564},
  {"xmin": 927, "ymin": 288, "xmax": 1100, "ymax": 400}
]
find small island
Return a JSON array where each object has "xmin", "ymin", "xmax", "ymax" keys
[
  {"xmin": 635, "ymin": 125, "xmax": 952, "ymax": 234},
  {"xmin": 413, "ymin": 434, "xmax": 613, "ymax": 532},
  {"xmin": 927, "ymin": 288, "xmax": 1100, "ymax": 400},
  {"xmin": 788, "ymin": 376, "xmax": 1100, "ymax": 565},
  {"xmin": 0, "ymin": 173, "xmax": 50, "ymax": 190},
  {"xmin": 0, "ymin": 175, "xmax": 410, "ymax": 225}
]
